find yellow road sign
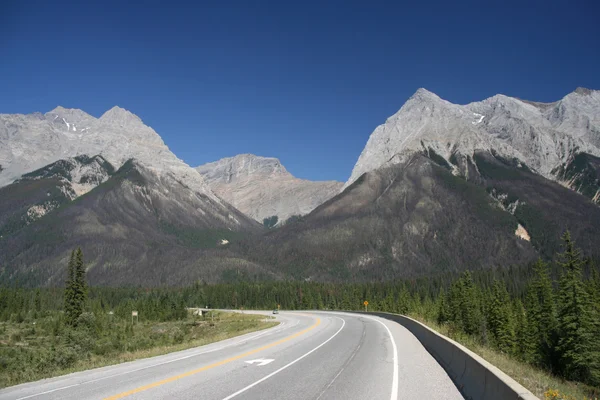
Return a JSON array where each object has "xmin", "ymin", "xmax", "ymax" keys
[{"xmin": 364, "ymin": 301, "xmax": 368, "ymax": 306}]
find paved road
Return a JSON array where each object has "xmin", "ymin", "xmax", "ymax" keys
[{"xmin": 0, "ymin": 312, "xmax": 463, "ymax": 400}]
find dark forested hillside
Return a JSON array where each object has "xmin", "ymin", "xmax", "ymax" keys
[
  {"xmin": 472, "ymin": 151, "xmax": 600, "ymax": 258},
  {"xmin": 235, "ymin": 155, "xmax": 537, "ymax": 281},
  {"xmin": 0, "ymin": 160, "xmax": 270, "ymax": 287},
  {"xmin": 2, "ymin": 152, "xmax": 600, "ymax": 287},
  {"xmin": 232, "ymin": 153, "xmax": 600, "ymax": 282},
  {"xmin": 552, "ymin": 152, "xmax": 600, "ymax": 204},
  {"xmin": 0, "ymin": 155, "xmax": 114, "ymax": 238}
]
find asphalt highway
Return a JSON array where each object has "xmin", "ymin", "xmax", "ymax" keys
[{"xmin": 0, "ymin": 311, "xmax": 463, "ymax": 400}]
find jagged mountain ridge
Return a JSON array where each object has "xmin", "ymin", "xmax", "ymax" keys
[
  {"xmin": 2, "ymin": 87, "xmax": 600, "ymax": 286},
  {"xmin": 196, "ymin": 154, "xmax": 343, "ymax": 223},
  {"xmin": 0, "ymin": 105, "xmax": 220, "ymax": 204},
  {"xmin": 344, "ymin": 88, "xmax": 600, "ymax": 203}
]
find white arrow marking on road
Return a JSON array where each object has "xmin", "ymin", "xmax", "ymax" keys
[{"xmin": 245, "ymin": 358, "xmax": 274, "ymax": 366}]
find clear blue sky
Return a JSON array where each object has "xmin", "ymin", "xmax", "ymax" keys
[{"xmin": 1, "ymin": 0, "xmax": 599, "ymax": 182}]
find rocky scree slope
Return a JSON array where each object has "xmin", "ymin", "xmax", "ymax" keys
[{"xmin": 197, "ymin": 154, "xmax": 343, "ymax": 223}]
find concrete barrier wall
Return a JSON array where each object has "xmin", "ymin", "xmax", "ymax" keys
[{"xmin": 363, "ymin": 312, "xmax": 538, "ymax": 400}]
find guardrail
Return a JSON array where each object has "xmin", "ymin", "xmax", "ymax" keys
[{"xmin": 359, "ymin": 311, "xmax": 538, "ymax": 400}]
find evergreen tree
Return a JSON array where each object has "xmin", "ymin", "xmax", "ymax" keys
[
  {"xmin": 437, "ymin": 288, "xmax": 449, "ymax": 325},
  {"xmin": 64, "ymin": 248, "xmax": 87, "ymax": 327},
  {"xmin": 458, "ymin": 271, "xmax": 482, "ymax": 336},
  {"xmin": 34, "ymin": 289, "xmax": 41, "ymax": 312},
  {"xmin": 64, "ymin": 250, "xmax": 76, "ymax": 326},
  {"xmin": 522, "ymin": 289, "xmax": 539, "ymax": 364},
  {"xmin": 512, "ymin": 298, "xmax": 528, "ymax": 360},
  {"xmin": 487, "ymin": 280, "xmax": 514, "ymax": 353},
  {"xmin": 556, "ymin": 231, "xmax": 600, "ymax": 385},
  {"xmin": 526, "ymin": 258, "xmax": 557, "ymax": 369},
  {"xmin": 397, "ymin": 285, "xmax": 410, "ymax": 314}
]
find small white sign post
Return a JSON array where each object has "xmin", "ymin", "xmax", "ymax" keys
[{"xmin": 132, "ymin": 310, "xmax": 138, "ymax": 324}]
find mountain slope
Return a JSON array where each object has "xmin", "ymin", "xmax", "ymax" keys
[
  {"xmin": 0, "ymin": 155, "xmax": 114, "ymax": 238},
  {"xmin": 236, "ymin": 155, "xmax": 539, "ymax": 280},
  {"xmin": 0, "ymin": 106, "xmax": 272, "ymax": 286},
  {"xmin": 234, "ymin": 89, "xmax": 600, "ymax": 282},
  {"xmin": 196, "ymin": 154, "xmax": 343, "ymax": 223},
  {"xmin": 552, "ymin": 152, "xmax": 600, "ymax": 203},
  {"xmin": 238, "ymin": 153, "xmax": 600, "ymax": 281},
  {"xmin": 0, "ymin": 106, "xmax": 218, "ymax": 203},
  {"xmin": 0, "ymin": 159, "xmax": 268, "ymax": 286},
  {"xmin": 344, "ymin": 88, "xmax": 600, "ymax": 194}
]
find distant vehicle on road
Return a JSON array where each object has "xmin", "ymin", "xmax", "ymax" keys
[{"xmin": 273, "ymin": 309, "xmax": 279, "ymax": 314}]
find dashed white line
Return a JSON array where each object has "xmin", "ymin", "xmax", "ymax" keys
[{"xmin": 221, "ymin": 317, "xmax": 347, "ymax": 400}]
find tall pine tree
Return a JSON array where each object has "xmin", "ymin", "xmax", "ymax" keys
[
  {"xmin": 64, "ymin": 250, "xmax": 76, "ymax": 326},
  {"xmin": 64, "ymin": 248, "xmax": 87, "ymax": 327},
  {"xmin": 526, "ymin": 258, "xmax": 557, "ymax": 369},
  {"xmin": 487, "ymin": 280, "xmax": 515, "ymax": 353},
  {"xmin": 556, "ymin": 231, "xmax": 600, "ymax": 385}
]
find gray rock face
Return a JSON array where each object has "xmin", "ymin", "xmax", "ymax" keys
[
  {"xmin": 344, "ymin": 88, "xmax": 600, "ymax": 190},
  {"xmin": 197, "ymin": 154, "xmax": 343, "ymax": 223},
  {"xmin": 0, "ymin": 105, "xmax": 228, "ymax": 211}
]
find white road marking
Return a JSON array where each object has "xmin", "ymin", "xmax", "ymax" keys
[
  {"xmin": 221, "ymin": 316, "xmax": 346, "ymax": 400},
  {"xmin": 14, "ymin": 318, "xmax": 291, "ymax": 400},
  {"xmin": 14, "ymin": 384, "xmax": 80, "ymax": 400},
  {"xmin": 245, "ymin": 358, "xmax": 274, "ymax": 366}
]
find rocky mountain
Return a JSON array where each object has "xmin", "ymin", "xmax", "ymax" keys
[
  {"xmin": 2, "ymin": 88, "xmax": 599, "ymax": 286},
  {"xmin": 0, "ymin": 107, "xmax": 265, "ymax": 286},
  {"xmin": 0, "ymin": 158, "xmax": 267, "ymax": 286},
  {"xmin": 196, "ymin": 154, "xmax": 343, "ymax": 223},
  {"xmin": 344, "ymin": 88, "xmax": 600, "ymax": 204},
  {"xmin": 237, "ymin": 152, "xmax": 600, "ymax": 282},
  {"xmin": 232, "ymin": 88, "xmax": 600, "ymax": 282},
  {"xmin": 0, "ymin": 105, "xmax": 218, "ymax": 202},
  {"xmin": 0, "ymin": 155, "xmax": 114, "ymax": 238}
]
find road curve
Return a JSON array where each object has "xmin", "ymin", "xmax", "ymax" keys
[{"xmin": 0, "ymin": 311, "xmax": 463, "ymax": 400}]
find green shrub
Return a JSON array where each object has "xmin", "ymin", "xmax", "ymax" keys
[{"xmin": 50, "ymin": 346, "xmax": 78, "ymax": 369}]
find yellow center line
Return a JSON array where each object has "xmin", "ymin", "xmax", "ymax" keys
[{"xmin": 103, "ymin": 317, "xmax": 321, "ymax": 400}]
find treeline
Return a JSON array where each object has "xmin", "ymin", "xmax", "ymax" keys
[{"xmin": 1, "ymin": 233, "xmax": 599, "ymax": 388}]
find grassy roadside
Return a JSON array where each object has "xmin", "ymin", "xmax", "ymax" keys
[
  {"xmin": 0, "ymin": 311, "xmax": 277, "ymax": 388},
  {"xmin": 409, "ymin": 315, "xmax": 599, "ymax": 400}
]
